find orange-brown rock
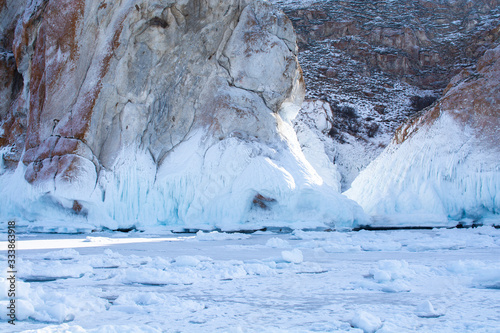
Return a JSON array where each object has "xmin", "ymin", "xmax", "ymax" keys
[{"xmin": 395, "ymin": 44, "xmax": 500, "ymax": 148}]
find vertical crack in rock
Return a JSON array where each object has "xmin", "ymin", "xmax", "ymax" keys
[{"xmin": 0, "ymin": 0, "xmax": 368, "ymax": 229}]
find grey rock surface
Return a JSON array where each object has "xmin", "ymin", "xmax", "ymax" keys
[{"xmin": 1, "ymin": 0, "xmax": 300, "ymax": 187}]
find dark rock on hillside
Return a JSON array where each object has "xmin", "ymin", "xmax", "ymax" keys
[{"xmin": 277, "ymin": 0, "xmax": 500, "ymax": 88}]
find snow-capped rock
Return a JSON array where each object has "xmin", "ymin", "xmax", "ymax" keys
[
  {"xmin": 0, "ymin": 0, "xmax": 366, "ymax": 230},
  {"xmin": 346, "ymin": 45, "xmax": 500, "ymax": 227}
]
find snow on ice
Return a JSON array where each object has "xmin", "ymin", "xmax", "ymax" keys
[
  {"xmin": 350, "ymin": 311, "xmax": 382, "ymax": 333},
  {"xmin": 1, "ymin": 227, "xmax": 499, "ymax": 332}
]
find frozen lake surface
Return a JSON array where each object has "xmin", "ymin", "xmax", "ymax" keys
[{"xmin": 1, "ymin": 227, "xmax": 500, "ymax": 332}]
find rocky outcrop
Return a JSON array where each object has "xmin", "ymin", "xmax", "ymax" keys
[
  {"xmin": 346, "ymin": 44, "xmax": 500, "ymax": 226},
  {"xmin": 1, "ymin": 0, "xmax": 301, "ymax": 185},
  {"xmin": 278, "ymin": 0, "xmax": 500, "ymax": 89},
  {"xmin": 0, "ymin": 0, "xmax": 28, "ymax": 169},
  {"xmin": 0, "ymin": 0, "xmax": 366, "ymax": 230}
]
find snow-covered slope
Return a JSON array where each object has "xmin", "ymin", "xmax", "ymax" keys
[
  {"xmin": 0, "ymin": 127, "xmax": 367, "ymax": 232},
  {"xmin": 346, "ymin": 45, "xmax": 500, "ymax": 227},
  {"xmin": 271, "ymin": 0, "xmax": 500, "ymax": 190}
]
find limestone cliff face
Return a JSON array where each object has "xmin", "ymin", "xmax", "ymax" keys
[
  {"xmin": 346, "ymin": 45, "xmax": 500, "ymax": 226},
  {"xmin": 0, "ymin": 0, "xmax": 366, "ymax": 230},
  {"xmin": 3, "ymin": 0, "xmax": 300, "ymax": 183}
]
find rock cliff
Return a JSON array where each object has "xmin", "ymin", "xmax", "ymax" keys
[
  {"xmin": 0, "ymin": 0, "xmax": 366, "ymax": 231},
  {"xmin": 346, "ymin": 44, "xmax": 500, "ymax": 226}
]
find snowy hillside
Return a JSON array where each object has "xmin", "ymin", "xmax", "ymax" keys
[
  {"xmin": 346, "ymin": 112, "xmax": 500, "ymax": 227},
  {"xmin": 272, "ymin": 0, "xmax": 500, "ymax": 189},
  {"xmin": 0, "ymin": 0, "xmax": 498, "ymax": 230},
  {"xmin": 346, "ymin": 45, "xmax": 500, "ymax": 227}
]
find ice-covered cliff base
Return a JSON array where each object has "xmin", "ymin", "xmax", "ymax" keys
[
  {"xmin": 0, "ymin": 129, "xmax": 367, "ymax": 232},
  {"xmin": 346, "ymin": 112, "xmax": 500, "ymax": 228}
]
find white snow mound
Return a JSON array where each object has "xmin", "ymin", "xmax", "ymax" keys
[{"xmin": 351, "ymin": 310, "xmax": 383, "ymax": 333}]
